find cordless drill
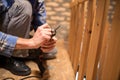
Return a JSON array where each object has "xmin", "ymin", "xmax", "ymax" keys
[{"xmin": 35, "ymin": 25, "xmax": 61, "ymax": 77}]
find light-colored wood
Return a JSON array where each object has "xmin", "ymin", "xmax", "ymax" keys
[
  {"xmin": 70, "ymin": 0, "xmax": 88, "ymax": 8},
  {"xmin": 86, "ymin": 0, "xmax": 107, "ymax": 80},
  {"xmin": 70, "ymin": 1, "xmax": 78, "ymax": 7},
  {"xmin": 69, "ymin": 0, "xmax": 120, "ymax": 80},
  {"xmin": 78, "ymin": 0, "xmax": 88, "ymax": 3},
  {"xmin": 70, "ymin": 6, "xmax": 78, "ymax": 65},
  {"xmin": 73, "ymin": 3, "xmax": 84, "ymax": 73},
  {"xmin": 100, "ymin": 0, "xmax": 120, "ymax": 79},
  {"xmin": 69, "ymin": 4, "xmax": 77, "ymax": 64},
  {"xmin": 97, "ymin": 0, "xmax": 110, "ymax": 79},
  {"xmin": 68, "ymin": 7, "xmax": 74, "ymax": 60},
  {"xmin": 97, "ymin": 21, "xmax": 110, "ymax": 80},
  {"xmin": 78, "ymin": 0, "xmax": 94, "ymax": 80}
]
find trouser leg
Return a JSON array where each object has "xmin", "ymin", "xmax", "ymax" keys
[{"xmin": 0, "ymin": 0, "xmax": 32, "ymax": 57}]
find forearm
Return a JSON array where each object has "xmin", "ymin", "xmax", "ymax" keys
[
  {"xmin": 16, "ymin": 23, "xmax": 52, "ymax": 50},
  {"xmin": 0, "ymin": 24, "xmax": 51, "ymax": 57},
  {"xmin": 15, "ymin": 38, "xmax": 36, "ymax": 49}
]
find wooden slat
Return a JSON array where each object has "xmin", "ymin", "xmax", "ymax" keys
[
  {"xmin": 78, "ymin": 0, "xmax": 95, "ymax": 80},
  {"xmin": 97, "ymin": 22, "xmax": 110, "ymax": 80},
  {"xmin": 73, "ymin": 3, "xmax": 84, "ymax": 72},
  {"xmin": 86, "ymin": 0, "xmax": 107, "ymax": 80},
  {"xmin": 69, "ymin": 3, "xmax": 80, "ymax": 67},
  {"xmin": 68, "ymin": 6, "xmax": 76, "ymax": 62},
  {"xmin": 69, "ymin": 7, "xmax": 74, "ymax": 62},
  {"xmin": 97, "ymin": 0, "xmax": 110, "ymax": 79},
  {"xmin": 71, "ymin": 6, "xmax": 79, "ymax": 64},
  {"xmin": 69, "ymin": 0, "xmax": 120, "ymax": 80},
  {"xmin": 71, "ymin": 0, "xmax": 88, "ymax": 7},
  {"xmin": 70, "ymin": 1, "xmax": 78, "ymax": 8},
  {"xmin": 78, "ymin": 0, "xmax": 88, "ymax": 3},
  {"xmin": 71, "ymin": 5, "xmax": 79, "ymax": 69},
  {"xmin": 100, "ymin": 0, "xmax": 120, "ymax": 79}
]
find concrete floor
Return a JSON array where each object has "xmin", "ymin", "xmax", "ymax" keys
[{"xmin": 0, "ymin": 39, "xmax": 75, "ymax": 80}]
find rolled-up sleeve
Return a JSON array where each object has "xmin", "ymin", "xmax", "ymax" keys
[{"xmin": 0, "ymin": 32, "xmax": 18, "ymax": 57}]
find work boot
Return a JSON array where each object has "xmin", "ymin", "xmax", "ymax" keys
[{"xmin": 0, "ymin": 57, "xmax": 31, "ymax": 76}]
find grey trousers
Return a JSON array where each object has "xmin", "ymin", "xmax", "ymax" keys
[{"xmin": 0, "ymin": 0, "xmax": 32, "ymax": 57}]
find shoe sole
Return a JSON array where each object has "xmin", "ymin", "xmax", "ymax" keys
[{"xmin": 3, "ymin": 65, "xmax": 31, "ymax": 76}]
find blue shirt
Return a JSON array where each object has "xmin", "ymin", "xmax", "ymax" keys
[
  {"xmin": 0, "ymin": 0, "xmax": 14, "ymax": 13},
  {"xmin": 0, "ymin": 32, "xmax": 18, "ymax": 57},
  {"xmin": 0, "ymin": 0, "xmax": 46, "ymax": 56}
]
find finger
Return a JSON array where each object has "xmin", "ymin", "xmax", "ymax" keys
[
  {"xmin": 42, "ymin": 30, "xmax": 52, "ymax": 36},
  {"xmin": 41, "ymin": 44, "xmax": 55, "ymax": 48},
  {"xmin": 44, "ymin": 41, "xmax": 56, "ymax": 45},
  {"xmin": 37, "ymin": 27, "xmax": 51, "ymax": 33},
  {"xmin": 41, "ymin": 46, "xmax": 55, "ymax": 53},
  {"xmin": 43, "ymin": 28, "xmax": 52, "ymax": 32}
]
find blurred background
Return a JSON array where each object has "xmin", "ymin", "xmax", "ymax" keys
[{"xmin": 45, "ymin": 0, "xmax": 71, "ymax": 48}]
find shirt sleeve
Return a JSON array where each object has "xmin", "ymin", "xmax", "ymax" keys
[
  {"xmin": 0, "ymin": 32, "xmax": 18, "ymax": 57},
  {"xmin": 32, "ymin": 0, "xmax": 46, "ymax": 31}
]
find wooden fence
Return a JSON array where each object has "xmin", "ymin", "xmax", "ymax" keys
[{"xmin": 68, "ymin": 0, "xmax": 120, "ymax": 80}]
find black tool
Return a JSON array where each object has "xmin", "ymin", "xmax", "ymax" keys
[
  {"xmin": 50, "ymin": 24, "xmax": 61, "ymax": 40},
  {"xmin": 36, "ymin": 24, "xmax": 61, "ymax": 77},
  {"xmin": 35, "ymin": 49, "xmax": 46, "ymax": 77}
]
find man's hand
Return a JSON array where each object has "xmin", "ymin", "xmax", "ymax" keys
[
  {"xmin": 40, "ymin": 37, "xmax": 57, "ymax": 53},
  {"xmin": 31, "ymin": 23, "xmax": 52, "ymax": 48},
  {"xmin": 15, "ymin": 23, "xmax": 57, "ymax": 50}
]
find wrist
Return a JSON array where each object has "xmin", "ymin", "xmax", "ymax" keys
[
  {"xmin": 16, "ymin": 38, "xmax": 39, "ymax": 49},
  {"xmin": 28, "ymin": 39, "xmax": 39, "ymax": 49}
]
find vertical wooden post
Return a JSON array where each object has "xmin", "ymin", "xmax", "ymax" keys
[
  {"xmin": 86, "ymin": 0, "xmax": 107, "ymax": 80},
  {"xmin": 78, "ymin": 0, "xmax": 95, "ymax": 80},
  {"xmin": 100, "ymin": 0, "xmax": 120, "ymax": 79},
  {"xmin": 73, "ymin": 3, "xmax": 84, "ymax": 72},
  {"xmin": 97, "ymin": 0, "xmax": 110, "ymax": 79},
  {"xmin": 69, "ymin": 4, "xmax": 76, "ymax": 63}
]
